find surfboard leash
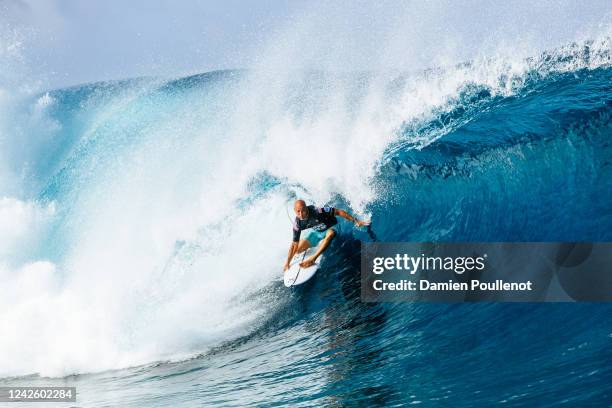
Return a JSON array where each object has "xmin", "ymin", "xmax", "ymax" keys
[{"xmin": 289, "ymin": 250, "xmax": 308, "ymax": 286}]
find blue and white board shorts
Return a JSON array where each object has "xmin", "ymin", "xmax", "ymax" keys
[{"xmin": 304, "ymin": 224, "xmax": 341, "ymax": 247}]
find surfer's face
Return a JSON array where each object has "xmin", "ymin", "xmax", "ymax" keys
[{"xmin": 295, "ymin": 204, "xmax": 308, "ymax": 220}]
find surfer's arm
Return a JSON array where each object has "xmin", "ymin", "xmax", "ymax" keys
[
  {"xmin": 285, "ymin": 223, "xmax": 301, "ymax": 270},
  {"xmin": 284, "ymin": 242, "xmax": 299, "ymax": 271},
  {"xmin": 335, "ymin": 209, "xmax": 370, "ymax": 227}
]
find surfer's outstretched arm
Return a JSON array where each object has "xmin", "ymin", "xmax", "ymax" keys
[{"xmin": 335, "ymin": 209, "xmax": 370, "ymax": 227}]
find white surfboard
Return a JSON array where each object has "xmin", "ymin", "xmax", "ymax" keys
[{"xmin": 283, "ymin": 246, "xmax": 322, "ymax": 287}]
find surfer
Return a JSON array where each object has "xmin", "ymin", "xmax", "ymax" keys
[{"xmin": 284, "ymin": 199, "xmax": 370, "ymax": 271}]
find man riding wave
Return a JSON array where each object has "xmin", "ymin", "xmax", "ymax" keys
[{"xmin": 284, "ymin": 199, "xmax": 370, "ymax": 271}]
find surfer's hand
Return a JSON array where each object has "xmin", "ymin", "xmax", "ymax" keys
[
  {"xmin": 355, "ymin": 220, "xmax": 371, "ymax": 227},
  {"xmin": 299, "ymin": 258, "xmax": 316, "ymax": 268},
  {"xmin": 283, "ymin": 262, "xmax": 289, "ymax": 272}
]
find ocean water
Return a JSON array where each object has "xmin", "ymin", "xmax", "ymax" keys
[{"xmin": 0, "ymin": 37, "xmax": 611, "ymax": 406}]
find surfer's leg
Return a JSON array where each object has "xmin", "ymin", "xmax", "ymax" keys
[
  {"xmin": 315, "ymin": 228, "xmax": 336, "ymax": 257},
  {"xmin": 304, "ymin": 230, "xmax": 323, "ymax": 249},
  {"xmin": 296, "ymin": 239, "xmax": 311, "ymax": 253},
  {"xmin": 300, "ymin": 228, "xmax": 336, "ymax": 267}
]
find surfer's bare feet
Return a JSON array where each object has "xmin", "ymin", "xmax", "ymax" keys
[{"xmin": 300, "ymin": 257, "xmax": 316, "ymax": 268}]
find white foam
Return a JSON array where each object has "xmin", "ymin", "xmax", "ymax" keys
[{"xmin": 0, "ymin": 197, "xmax": 55, "ymax": 261}]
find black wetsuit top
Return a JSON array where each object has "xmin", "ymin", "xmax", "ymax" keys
[{"xmin": 292, "ymin": 205, "xmax": 337, "ymax": 242}]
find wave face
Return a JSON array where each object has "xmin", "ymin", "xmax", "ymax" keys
[{"xmin": 1, "ymin": 38, "xmax": 611, "ymax": 406}]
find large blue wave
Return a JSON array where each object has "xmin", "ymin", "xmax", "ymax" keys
[
  {"xmin": 375, "ymin": 67, "xmax": 612, "ymax": 242},
  {"xmin": 0, "ymin": 40, "xmax": 611, "ymax": 406}
]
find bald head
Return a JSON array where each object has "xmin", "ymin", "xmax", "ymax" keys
[{"xmin": 294, "ymin": 199, "xmax": 308, "ymax": 220}]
